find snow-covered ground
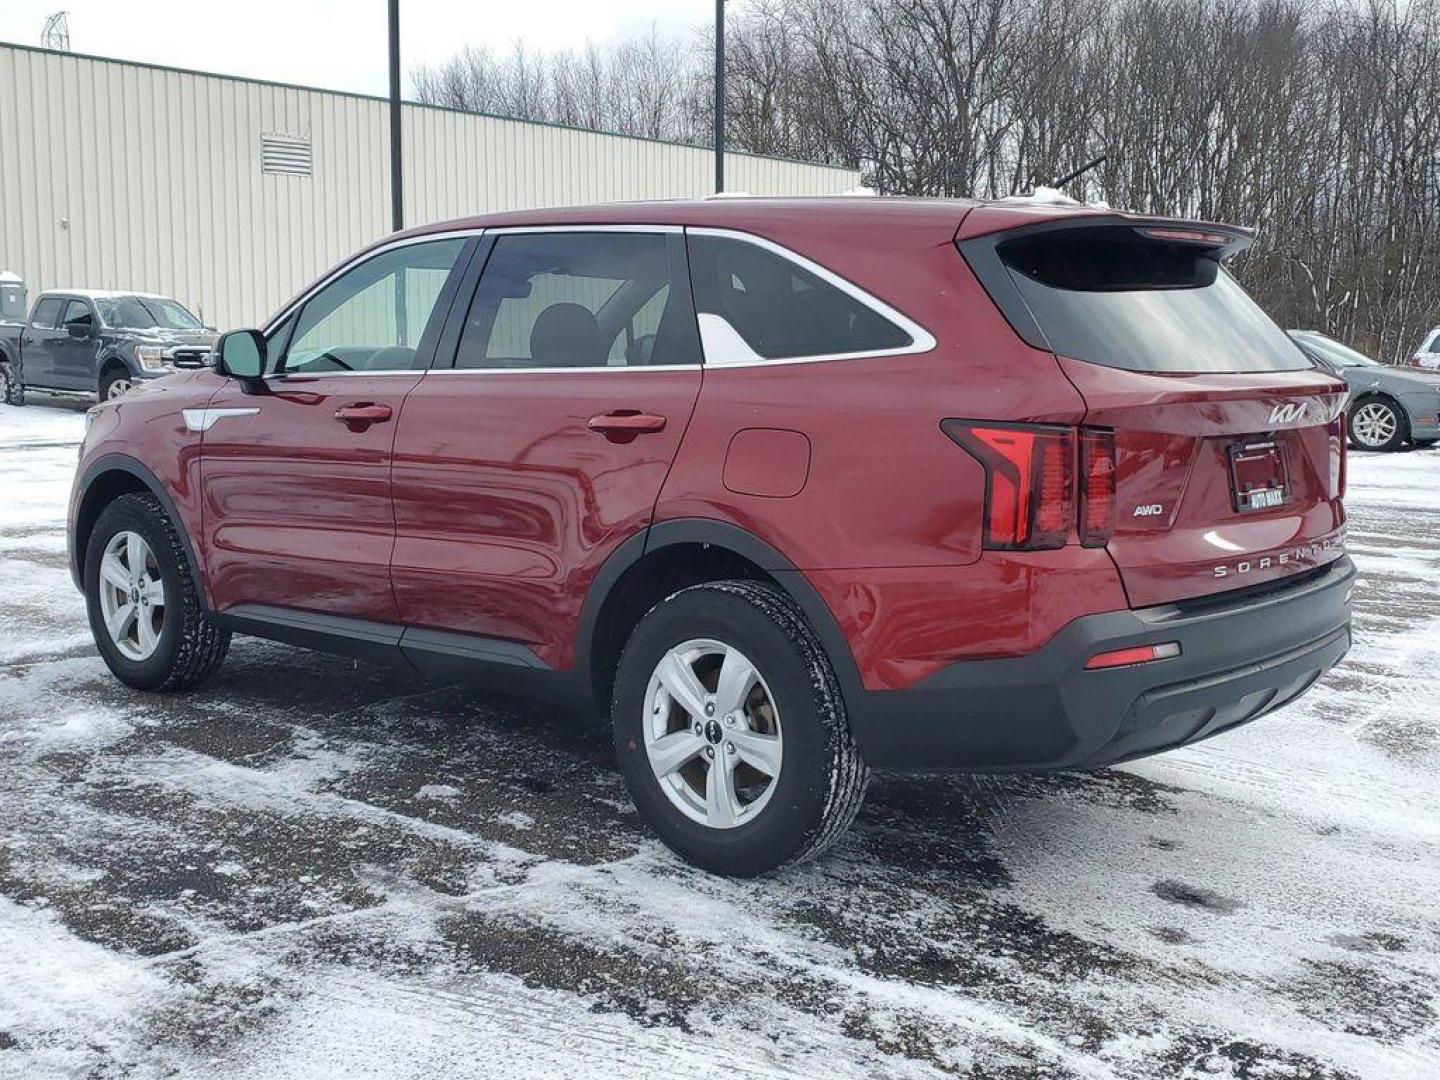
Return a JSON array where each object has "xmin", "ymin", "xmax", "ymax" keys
[{"xmin": 1, "ymin": 400, "xmax": 1437, "ymax": 1079}]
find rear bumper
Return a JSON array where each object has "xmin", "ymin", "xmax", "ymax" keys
[{"xmin": 847, "ymin": 555, "xmax": 1354, "ymax": 771}]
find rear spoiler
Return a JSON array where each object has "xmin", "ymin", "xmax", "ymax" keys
[{"xmin": 957, "ymin": 215, "xmax": 1256, "ymax": 355}]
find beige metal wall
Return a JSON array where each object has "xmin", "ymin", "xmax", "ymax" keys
[{"xmin": 0, "ymin": 43, "xmax": 859, "ymax": 330}]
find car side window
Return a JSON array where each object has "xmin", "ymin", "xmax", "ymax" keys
[
  {"xmin": 454, "ymin": 232, "xmax": 699, "ymax": 369},
  {"xmin": 31, "ymin": 298, "xmax": 64, "ymax": 329},
  {"xmin": 279, "ymin": 238, "xmax": 467, "ymax": 375},
  {"xmin": 687, "ymin": 233, "xmax": 913, "ymax": 362},
  {"xmin": 62, "ymin": 300, "xmax": 93, "ymax": 329}
]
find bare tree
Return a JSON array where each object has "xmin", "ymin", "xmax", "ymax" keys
[{"xmin": 411, "ymin": 0, "xmax": 1440, "ymax": 362}]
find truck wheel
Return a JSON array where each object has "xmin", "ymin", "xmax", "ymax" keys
[
  {"xmin": 0, "ymin": 361, "xmax": 22, "ymax": 406},
  {"xmin": 612, "ymin": 579, "xmax": 869, "ymax": 876},
  {"xmin": 99, "ymin": 368, "xmax": 134, "ymax": 401},
  {"xmin": 84, "ymin": 493, "xmax": 230, "ymax": 691},
  {"xmin": 1349, "ymin": 397, "xmax": 1406, "ymax": 452}
]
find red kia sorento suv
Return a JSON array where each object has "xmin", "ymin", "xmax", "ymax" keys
[{"xmin": 69, "ymin": 198, "xmax": 1353, "ymax": 875}]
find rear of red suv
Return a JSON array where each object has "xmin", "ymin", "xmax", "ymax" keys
[
  {"xmin": 822, "ymin": 205, "xmax": 1351, "ymax": 773},
  {"xmin": 69, "ymin": 197, "xmax": 1352, "ymax": 877}
]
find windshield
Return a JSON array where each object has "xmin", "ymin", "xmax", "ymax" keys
[
  {"xmin": 96, "ymin": 296, "xmax": 203, "ymax": 331},
  {"xmin": 995, "ymin": 226, "xmax": 1311, "ymax": 373},
  {"xmin": 1292, "ymin": 332, "xmax": 1378, "ymax": 368}
]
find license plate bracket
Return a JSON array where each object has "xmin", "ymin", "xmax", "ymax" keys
[{"xmin": 1229, "ymin": 440, "xmax": 1290, "ymax": 513}]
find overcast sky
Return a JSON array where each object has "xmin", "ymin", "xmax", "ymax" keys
[{"xmin": 0, "ymin": 1, "xmax": 710, "ymax": 96}]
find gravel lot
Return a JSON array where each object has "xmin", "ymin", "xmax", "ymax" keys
[{"xmin": 2, "ymin": 399, "xmax": 1438, "ymax": 1080}]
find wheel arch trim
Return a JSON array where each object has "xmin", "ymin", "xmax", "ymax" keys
[
  {"xmin": 71, "ymin": 453, "xmax": 209, "ymax": 606},
  {"xmin": 574, "ymin": 517, "xmax": 863, "ymax": 708}
]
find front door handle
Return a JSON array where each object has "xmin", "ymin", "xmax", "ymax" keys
[
  {"xmin": 588, "ymin": 411, "xmax": 667, "ymax": 443},
  {"xmin": 334, "ymin": 402, "xmax": 392, "ymax": 430}
]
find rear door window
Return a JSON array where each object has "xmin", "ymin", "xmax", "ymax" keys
[
  {"xmin": 30, "ymin": 297, "xmax": 64, "ymax": 329},
  {"xmin": 974, "ymin": 225, "xmax": 1311, "ymax": 374},
  {"xmin": 454, "ymin": 231, "xmax": 699, "ymax": 369}
]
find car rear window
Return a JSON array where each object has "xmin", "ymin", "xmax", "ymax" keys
[{"xmin": 992, "ymin": 226, "xmax": 1310, "ymax": 374}]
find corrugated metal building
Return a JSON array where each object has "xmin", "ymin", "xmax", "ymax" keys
[{"xmin": 0, "ymin": 42, "xmax": 859, "ymax": 330}]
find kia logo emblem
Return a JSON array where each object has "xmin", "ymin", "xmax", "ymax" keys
[{"xmin": 1268, "ymin": 402, "xmax": 1307, "ymax": 425}]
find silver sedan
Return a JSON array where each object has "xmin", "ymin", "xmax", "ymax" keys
[{"xmin": 1289, "ymin": 330, "xmax": 1440, "ymax": 452}]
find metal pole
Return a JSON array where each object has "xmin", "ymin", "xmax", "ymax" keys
[
  {"xmin": 714, "ymin": 0, "xmax": 725, "ymax": 194},
  {"xmin": 388, "ymin": 0, "xmax": 404, "ymax": 232}
]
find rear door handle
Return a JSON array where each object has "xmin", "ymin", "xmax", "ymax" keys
[
  {"xmin": 334, "ymin": 402, "xmax": 392, "ymax": 429},
  {"xmin": 588, "ymin": 411, "xmax": 667, "ymax": 441}
]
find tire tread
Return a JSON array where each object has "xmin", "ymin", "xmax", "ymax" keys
[{"xmin": 91, "ymin": 493, "xmax": 230, "ymax": 691}]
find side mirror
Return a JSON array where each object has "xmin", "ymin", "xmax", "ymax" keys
[
  {"xmin": 216, "ymin": 329, "xmax": 266, "ymax": 381},
  {"xmin": 66, "ymin": 319, "xmax": 91, "ymax": 339}
]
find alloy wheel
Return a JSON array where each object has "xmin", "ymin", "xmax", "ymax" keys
[
  {"xmin": 105, "ymin": 376, "xmax": 133, "ymax": 400},
  {"xmin": 643, "ymin": 639, "xmax": 783, "ymax": 829},
  {"xmin": 97, "ymin": 530, "xmax": 166, "ymax": 660},
  {"xmin": 1351, "ymin": 401, "xmax": 1398, "ymax": 448}
]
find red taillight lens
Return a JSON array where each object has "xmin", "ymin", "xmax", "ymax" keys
[
  {"xmin": 1333, "ymin": 412, "xmax": 1347, "ymax": 499},
  {"xmin": 943, "ymin": 422, "xmax": 1073, "ymax": 550},
  {"xmin": 1078, "ymin": 429, "xmax": 1116, "ymax": 547}
]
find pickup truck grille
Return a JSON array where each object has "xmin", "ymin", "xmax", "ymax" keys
[{"xmin": 168, "ymin": 345, "xmax": 212, "ymax": 368}]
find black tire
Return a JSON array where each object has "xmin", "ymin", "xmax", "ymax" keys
[
  {"xmin": 0, "ymin": 360, "xmax": 22, "ymax": 406},
  {"xmin": 84, "ymin": 492, "xmax": 230, "ymax": 691},
  {"xmin": 98, "ymin": 367, "xmax": 134, "ymax": 402},
  {"xmin": 1348, "ymin": 396, "xmax": 1407, "ymax": 452},
  {"xmin": 612, "ymin": 579, "xmax": 869, "ymax": 876}
]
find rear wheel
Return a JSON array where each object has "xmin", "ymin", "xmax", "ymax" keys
[
  {"xmin": 84, "ymin": 493, "xmax": 230, "ymax": 691},
  {"xmin": 1349, "ymin": 398, "xmax": 1406, "ymax": 452},
  {"xmin": 99, "ymin": 367, "xmax": 134, "ymax": 401},
  {"xmin": 612, "ymin": 580, "xmax": 869, "ymax": 876},
  {"xmin": 0, "ymin": 360, "xmax": 22, "ymax": 406}
]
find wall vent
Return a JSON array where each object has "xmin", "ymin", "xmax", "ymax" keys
[{"xmin": 261, "ymin": 133, "xmax": 313, "ymax": 177}]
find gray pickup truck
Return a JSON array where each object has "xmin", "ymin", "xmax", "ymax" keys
[{"xmin": 0, "ymin": 290, "xmax": 215, "ymax": 405}]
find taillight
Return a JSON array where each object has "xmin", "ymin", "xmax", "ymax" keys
[
  {"xmin": 944, "ymin": 421, "xmax": 1118, "ymax": 551},
  {"xmin": 942, "ymin": 422, "xmax": 1073, "ymax": 550},
  {"xmin": 1078, "ymin": 429, "xmax": 1116, "ymax": 547},
  {"xmin": 1333, "ymin": 412, "xmax": 1347, "ymax": 498}
]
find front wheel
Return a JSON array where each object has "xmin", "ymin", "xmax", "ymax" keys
[
  {"xmin": 99, "ymin": 368, "xmax": 134, "ymax": 401},
  {"xmin": 0, "ymin": 361, "xmax": 23, "ymax": 406},
  {"xmin": 612, "ymin": 580, "xmax": 869, "ymax": 876},
  {"xmin": 84, "ymin": 493, "xmax": 231, "ymax": 691},
  {"xmin": 1349, "ymin": 398, "xmax": 1406, "ymax": 452}
]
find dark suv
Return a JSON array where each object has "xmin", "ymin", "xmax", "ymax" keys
[{"xmin": 68, "ymin": 199, "xmax": 1354, "ymax": 875}]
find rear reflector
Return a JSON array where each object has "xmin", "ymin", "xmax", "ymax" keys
[
  {"xmin": 1085, "ymin": 642, "xmax": 1182, "ymax": 670},
  {"xmin": 942, "ymin": 422, "xmax": 1073, "ymax": 550}
]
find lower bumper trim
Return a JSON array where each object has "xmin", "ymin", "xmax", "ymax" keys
[{"xmin": 846, "ymin": 556, "xmax": 1355, "ymax": 772}]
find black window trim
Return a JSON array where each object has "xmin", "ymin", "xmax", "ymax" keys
[
  {"xmin": 685, "ymin": 226, "xmax": 937, "ymax": 367},
  {"xmin": 428, "ymin": 224, "xmax": 704, "ymax": 375}
]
